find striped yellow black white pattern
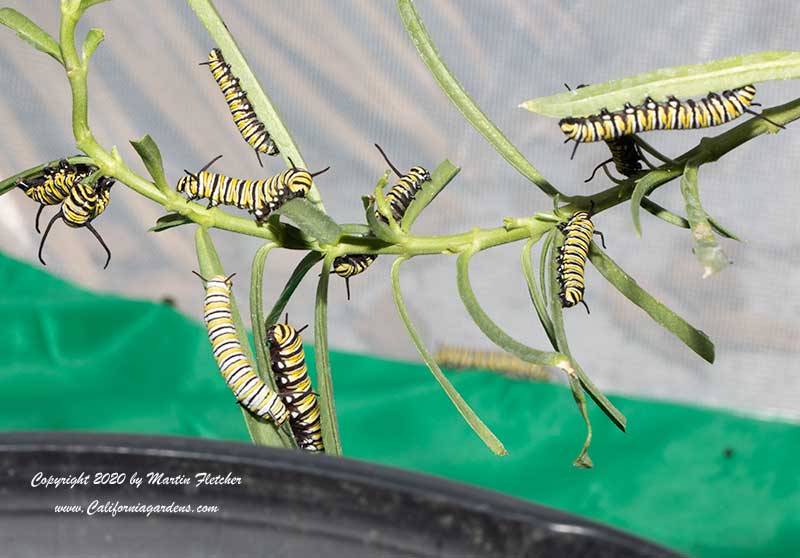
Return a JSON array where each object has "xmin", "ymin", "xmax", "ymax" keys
[
  {"xmin": 38, "ymin": 176, "xmax": 115, "ymax": 269},
  {"xmin": 17, "ymin": 159, "xmax": 95, "ymax": 232},
  {"xmin": 268, "ymin": 321, "xmax": 323, "ymax": 452},
  {"xmin": 332, "ymin": 145, "xmax": 430, "ymax": 299},
  {"xmin": 331, "ymin": 254, "xmax": 378, "ymax": 301},
  {"xmin": 198, "ymin": 273, "xmax": 290, "ymax": 425},
  {"xmin": 556, "ymin": 210, "xmax": 598, "ymax": 313},
  {"xmin": 203, "ymin": 48, "xmax": 278, "ymax": 165},
  {"xmin": 560, "ymin": 85, "xmax": 759, "ymax": 144},
  {"xmin": 177, "ymin": 158, "xmax": 325, "ymax": 223}
]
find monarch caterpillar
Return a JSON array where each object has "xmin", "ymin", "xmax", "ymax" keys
[
  {"xmin": 176, "ymin": 156, "xmax": 329, "ymax": 223},
  {"xmin": 194, "ymin": 272, "xmax": 290, "ymax": 426},
  {"xmin": 201, "ymin": 48, "xmax": 278, "ymax": 166},
  {"xmin": 560, "ymin": 85, "xmax": 783, "ymax": 158},
  {"xmin": 17, "ymin": 159, "xmax": 95, "ymax": 233},
  {"xmin": 38, "ymin": 176, "xmax": 115, "ymax": 269},
  {"xmin": 268, "ymin": 319, "xmax": 324, "ymax": 452},
  {"xmin": 374, "ymin": 144, "xmax": 431, "ymax": 224},
  {"xmin": 331, "ymin": 254, "xmax": 377, "ymax": 301},
  {"xmin": 556, "ymin": 208, "xmax": 605, "ymax": 314},
  {"xmin": 434, "ymin": 345, "xmax": 551, "ymax": 381},
  {"xmin": 331, "ymin": 145, "xmax": 430, "ymax": 299}
]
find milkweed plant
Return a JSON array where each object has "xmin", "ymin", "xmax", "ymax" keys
[{"xmin": 1, "ymin": 0, "xmax": 799, "ymax": 467}]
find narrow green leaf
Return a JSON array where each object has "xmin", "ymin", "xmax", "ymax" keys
[
  {"xmin": 130, "ymin": 135, "xmax": 170, "ymax": 193},
  {"xmin": 265, "ymin": 251, "xmax": 323, "ymax": 329},
  {"xmin": 641, "ymin": 197, "xmax": 741, "ymax": 241},
  {"xmin": 539, "ymin": 229, "xmax": 553, "ymax": 309},
  {"xmin": 521, "ymin": 237, "xmax": 557, "ymax": 348},
  {"xmin": 365, "ymin": 171, "xmax": 398, "ymax": 242},
  {"xmin": 522, "ymin": 51, "xmax": 800, "ymax": 117},
  {"xmin": 545, "ymin": 232, "xmax": 593, "ymax": 467},
  {"xmin": 456, "ymin": 250, "xmax": 571, "ymax": 369},
  {"xmin": 314, "ymin": 255, "xmax": 342, "ymax": 455},
  {"xmin": 0, "ymin": 8, "xmax": 63, "ymax": 64},
  {"xmin": 150, "ymin": 213, "xmax": 193, "ymax": 233},
  {"xmin": 250, "ymin": 245, "xmax": 276, "ymax": 374},
  {"xmin": 548, "ymin": 229, "xmax": 628, "ymax": 433},
  {"xmin": 589, "ymin": 239, "xmax": 715, "ymax": 364},
  {"xmin": 392, "ymin": 257, "xmax": 507, "ymax": 455},
  {"xmin": 186, "ymin": 0, "xmax": 326, "ymax": 212},
  {"xmin": 707, "ymin": 216, "xmax": 742, "ymax": 242},
  {"xmin": 340, "ymin": 224, "xmax": 371, "ymax": 235},
  {"xmin": 81, "ymin": 28, "xmax": 104, "ymax": 63},
  {"xmin": 274, "ymin": 198, "xmax": 342, "ymax": 245},
  {"xmin": 396, "ymin": 0, "xmax": 559, "ymax": 198},
  {"xmin": 194, "ymin": 227, "xmax": 295, "ymax": 449},
  {"xmin": 402, "ymin": 159, "xmax": 460, "ymax": 230},
  {"xmin": 681, "ymin": 163, "xmax": 730, "ymax": 277},
  {"xmin": 249, "ymin": 243, "xmax": 298, "ymax": 449},
  {"xmin": 640, "ymin": 197, "xmax": 691, "ymax": 230},
  {"xmin": 566, "ymin": 374, "xmax": 594, "ymax": 469},
  {"xmin": 631, "ymin": 168, "xmax": 683, "ymax": 236}
]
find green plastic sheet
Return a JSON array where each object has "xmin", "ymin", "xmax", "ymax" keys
[{"xmin": 0, "ymin": 251, "xmax": 797, "ymax": 558}]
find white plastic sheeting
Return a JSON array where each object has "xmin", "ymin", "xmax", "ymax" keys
[{"xmin": 0, "ymin": 1, "xmax": 798, "ymax": 419}]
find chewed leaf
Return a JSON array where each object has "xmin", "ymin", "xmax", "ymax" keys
[
  {"xmin": 521, "ymin": 51, "xmax": 800, "ymax": 118},
  {"xmin": 680, "ymin": 163, "xmax": 730, "ymax": 277}
]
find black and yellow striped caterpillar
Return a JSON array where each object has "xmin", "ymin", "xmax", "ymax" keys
[
  {"xmin": 560, "ymin": 85, "xmax": 763, "ymax": 148},
  {"xmin": 201, "ymin": 48, "xmax": 278, "ymax": 166},
  {"xmin": 374, "ymin": 144, "xmax": 431, "ymax": 224},
  {"xmin": 268, "ymin": 319, "xmax": 324, "ymax": 452},
  {"xmin": 331, "ymin": 254, "xmax": 377, "ymax": 301},
  {"xmin": 556, "ymin": 209, "xmax": 605, "ymax": 314},
  {"xmin": 17, "ymin": 159, "xmax": 95, "ymax": 232},
  {"xmin": 176, "ymin": 156, "xmax": 329, "ymax": 223},
  {"xmin": 332, "ymin": 145, "xmax": 430, "ymax": 299},
  {"xmin": 434, "ymin": 345, "xmax": 551, "ymax": 381},
  {"xmin": 38, "ymin": 176, "xmax": 115, "ymax": 269},
  {"xmin": 195, "ymin": 272, "xmax": 290, "ymax": 425}
]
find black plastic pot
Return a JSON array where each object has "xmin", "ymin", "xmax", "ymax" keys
[{"xmin": 0, "ymin": 432, "xmax": 680, "ymax": 557}]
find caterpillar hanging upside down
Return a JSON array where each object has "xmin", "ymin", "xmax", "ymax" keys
[
  {"xmin": 17, "ymin": 159, "xmax": 115, "ymax": 268},
  {"xmin": 556, "ymin": 207, "xmax": 605, "ymax": 314},
  {"xmin": 200, "ymin": 48, "xmax": 279, "ymax": 166},
  {"xmin": 268, "ymin": 318, "xmax": 324, "ymax": 452},
  {"xmin": 176, "ymin": 155, "xmax": 329, "ymax": 223},
  {"xmin": 332, "ymin": 144, "xmax": 431, "ymax": 300},
  {"xmin": 559, "ymin": 84, "xmax": 784, "ymax": 159},
  {"xmin": 195, "ymin": 272, "xmax": 291, "ymax": 425},
  {"xmin": 17, "ymin": 159, "xmax": 95, "ymax": 233}
]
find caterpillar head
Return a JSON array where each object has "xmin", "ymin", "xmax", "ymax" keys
[
  {"xmin": 267, "ymin": 322, "xmax": 298, "ymax": 348},
  {"xmin": 192, "ymin": 271, "xmax": 235, "ymax": 290},
  {"xmin": 409, "ymin": 166, "xmax": 431, "ymax": 184},
  {"xmin": 559, "ymin": 118, "xmax": 583, "ymax": 140},
  {"xmin": 95, "ymin": 176, "xmax": 115, "ymax": 193},
  {"xmin": 176, "ymin": 174, "xmax": 197, "ymax": 196},
  {"xmin": 285, "ymin": 169, "xmax": 314, "ymax": 197}
]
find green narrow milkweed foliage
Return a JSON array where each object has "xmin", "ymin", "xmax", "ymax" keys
[{"xmin": 0, "ymin": 0, "xmax": 798, "ymax": 466}]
